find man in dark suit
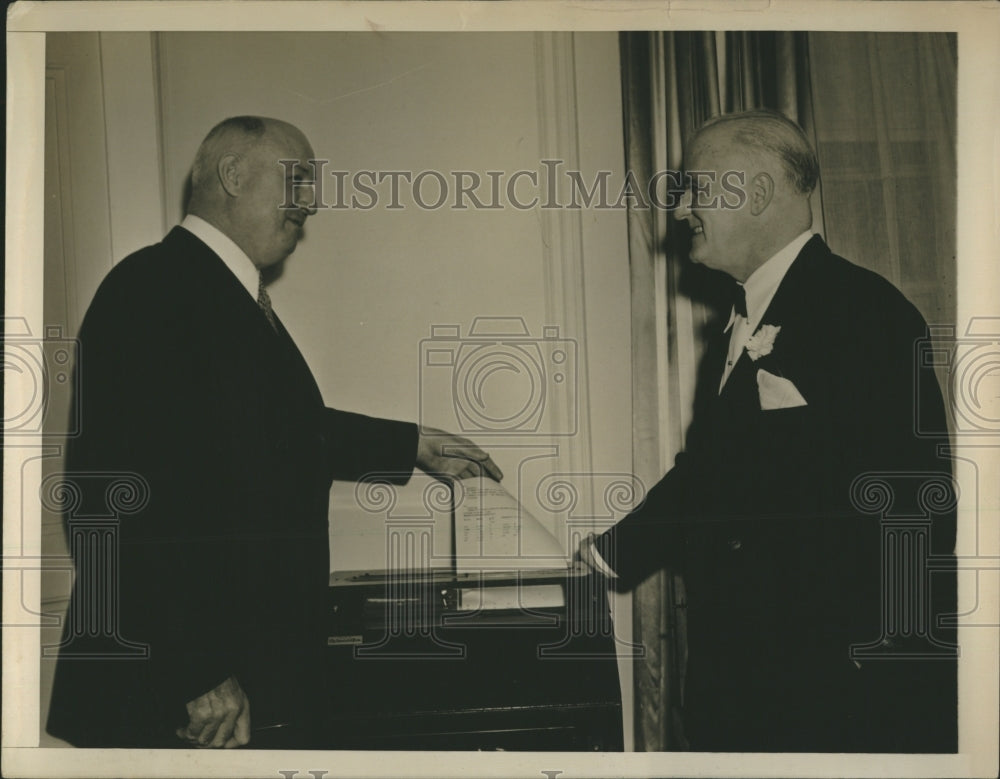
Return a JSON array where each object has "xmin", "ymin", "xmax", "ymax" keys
[
  {"xmin": 581, "ymin": 110, "xmax": 957, "ymax": 752},
  {"xmin": 46, "ymin": 116, "xmax": 501, "ymax": 749}
]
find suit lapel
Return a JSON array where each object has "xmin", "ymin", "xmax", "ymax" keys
[
  {"xmin": 164, "ymin": 227, "xmax": 325, "ymax": 411},
  {"xmin": 748, "ymin": 235, "xmax": 828, "ymax": 338},
  {"xmin": 165, "ymin": 226, "xmax": 269, "ymax": 328},
  {"xmin": 715, "ymin": 235, "xmax": 830, "ymax": 407},
  {"xmin": 271, "ymin": 314, "xmax": 325, "ymax": 409}
]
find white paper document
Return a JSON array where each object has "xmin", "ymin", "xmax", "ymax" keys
[
  {"xmin": 457, "ymin": 583, "xmax": 565, "ymax": 611},
  {"xmin": 454, "ymin": 478, "xmax": 568, "ymax": 571},
  {"xmin": 329, "ymin": 475, "xmax": 453, "ymax": 573}
]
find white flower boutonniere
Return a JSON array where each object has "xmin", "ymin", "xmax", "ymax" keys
[{"xmin": 745, "ymin": 324, "xmax": 781, "ymax": 361}]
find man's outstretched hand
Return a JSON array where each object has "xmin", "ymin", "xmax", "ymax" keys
[
  {"xmin": 175, "ymin": 675, "xmax": 251, "ymax": 748},
  {"xmin": 416, "ymin": 427, "xmax": 503, "ymax": 482}
]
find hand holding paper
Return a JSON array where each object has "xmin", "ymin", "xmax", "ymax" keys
[{"xmin": 415, "ymin": 427, "xmax": 504, "ymax": 482}]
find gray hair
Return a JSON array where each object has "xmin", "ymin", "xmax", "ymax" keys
[
  {"xmin": 699, "ymin": 109, "xmax": 819, "ymax": 195},
  {"xmin": 189, "ymin": 115, "xmax": 268, "ymax": 192}
]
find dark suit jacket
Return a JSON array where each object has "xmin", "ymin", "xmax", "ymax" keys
[
  {"xmin": 47, "ymin": 227, "xmax": 418, "ymax": 747},
  {"xmin": 597, "ymin": 236, "xmax": 957, "ymax": 752}
]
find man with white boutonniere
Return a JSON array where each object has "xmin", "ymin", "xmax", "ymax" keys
[{"xmin": 578, "ymin": 110, "xmax": 956, "ymax": 753}]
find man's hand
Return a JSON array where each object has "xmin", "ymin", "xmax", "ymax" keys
[
  {"xmin": 416, "ymin": 427, "xmax": 503, "ymax": 482},
  {"xmin": 574, "ymin": 532, "xmax": 600, "ymax": 572},
  {"xmin": 574, "ymin": 532, "xmax": 617, "ymax": 578},
  {"xmin": 175, "ymin": 675, "xmax": 251, "ymax": 748}
]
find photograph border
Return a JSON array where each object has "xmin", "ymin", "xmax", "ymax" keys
[{"xmin": 5, "ymin": 2, "xmax": 999, "ymax": 778}]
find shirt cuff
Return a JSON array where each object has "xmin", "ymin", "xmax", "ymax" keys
[{"xmin": 587, "ymin": 534, "xmax": 618, "ymax": 579}]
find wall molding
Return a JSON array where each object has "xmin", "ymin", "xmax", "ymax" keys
[{"xmin": 99, "ymin": 32, "xmax": 167, "ymax": 261}]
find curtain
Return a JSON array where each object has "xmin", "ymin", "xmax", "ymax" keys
[
  {"xmin": 620, "ymin": 30, "xmax": 957, "ymax": 750},
  {"xmin": 808, "ymin": 32, "xmax": 957, "ymax": 333}
]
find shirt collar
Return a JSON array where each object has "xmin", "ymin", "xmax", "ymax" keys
[
  {"xmin": 725, "ymin": 230, "xmax": 814, "ymax": 332},
  {"xmin": 180, "ymin": 214, "xmax": 260, "ymax": 300}
]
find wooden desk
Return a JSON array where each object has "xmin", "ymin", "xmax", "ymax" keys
[{"xmin": 323, "ymin": 567, "xmax": 624, "ymax": 750}]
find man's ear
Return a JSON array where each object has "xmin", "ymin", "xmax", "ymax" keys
[
  {"xmin": 749, "ymin": 172, "xmax": 774, "ymax": 216},
  {"xmin": 217, "ymin": 153, "xmax": 245, "ymax": 197}
]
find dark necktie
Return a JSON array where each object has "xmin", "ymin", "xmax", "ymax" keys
[
  {"xmin": 733, "ymin": 283, "xmax": 748, "ymax": 319},
  {"xmin": 720, "ymin": 284, "xmax": 748, "ymax": 387},
  {"xmin": 257, "ymin": 272, "xmax": 278, "ymax": 332}
]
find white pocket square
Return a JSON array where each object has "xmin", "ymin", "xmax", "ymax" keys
[{"xmin": 756, "ymin": 369, "xmax": 807, "ymax": 410}]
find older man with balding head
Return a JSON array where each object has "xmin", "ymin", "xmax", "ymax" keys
[
  {"xmin": 47, "ymin": 116, "xmax": 500, "ymax": 749},
  {"xmin": 584, "ymin": 110, "xmax": 957, "ymax": 752}
]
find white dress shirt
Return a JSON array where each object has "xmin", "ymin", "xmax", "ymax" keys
[
  {"xmin": 588, "ymin": 230, "xmax": 815, "ymax": 578},
  {"xmin": 180, "ymin": 214, "xmax": 260, "ymax": 301},
  {"xmin": 719, "ymin": 230, "xmax": 814, "ymax": 391}
]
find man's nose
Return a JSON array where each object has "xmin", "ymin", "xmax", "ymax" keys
[
  {"xmin": 674, "ymin": 189, "xmax": 692, "ymax": 221},
  {"xmin": 297, "ymin": 187, "xmax": 319, "ymax": 216}
]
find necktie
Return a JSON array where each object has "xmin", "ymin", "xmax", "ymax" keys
[
  {"xmin": 257, "ymin": 273, "xmax": 278, "ymax": 332},
  {"xmin": 733, "ymin": 283, "xmax": 748, "ymax": 319},
  {"xmin": 720, "ymin": 284, "xmax": 748, "ymax": 391}
]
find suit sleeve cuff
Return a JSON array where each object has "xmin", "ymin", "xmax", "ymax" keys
[{"xmin": 588, "ymin": 534, "xmax": 619, "ymax": 578}]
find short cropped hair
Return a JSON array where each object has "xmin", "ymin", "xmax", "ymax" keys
[
  {"xmin": 699, "ymin": 110, "xmax": 819, "ymax": 195},
  {"xmin": 190, "ymin": 116, "xmax": 268, "ymax": 191}
]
